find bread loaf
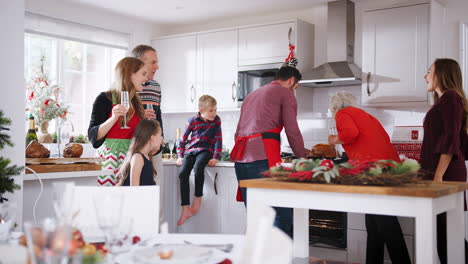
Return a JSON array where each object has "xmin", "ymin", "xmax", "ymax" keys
[{"xmin": 63, "ymin": 143, "xmax": 83, "ymax": 158}]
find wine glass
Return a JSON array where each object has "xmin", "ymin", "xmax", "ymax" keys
[
  {"xmin": 167, "ymin": 140, "xmax": 175, "ymax": 159},
  {"xmin": 0, "ymin": 203, "xmax": 16, "ymax": 243},
  {"xmin": 52, "ymin": 182, "xmax": 75, "ymax": 225},
  {"xmin": 93, "ymin": 192, "xmax": 123, "ymax": 263},
  {"xmin": 145, "ymin": 104, "xmax": 155, "ymax": 120},
  {"xmin": 121, "ymin": 91, "xmax": 130, "ymax": 129},
  {"xmin": 328, "ymin": 120, "xmax": 340, "ymax": 158}
]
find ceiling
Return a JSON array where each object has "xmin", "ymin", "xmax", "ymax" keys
[{"xmin": 66, "ymin": 0, "xmax": 330, "ymax": 25}]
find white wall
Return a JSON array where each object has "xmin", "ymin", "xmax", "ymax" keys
[
  {"xmin": 0, "ymin": 1, "xmax": 25, "ymax": 227},
  {"xmin": 25, "ymin": 0, "xmax": 165, "ymax": 50}
]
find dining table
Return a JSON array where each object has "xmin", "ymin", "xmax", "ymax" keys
[
  {"xmin": 115, "ymin": 233, "xmax": 244, "ymax": 263},
  {"xmin": 240, "ymin": 178, "xmax": 468, "ymax": 264}
]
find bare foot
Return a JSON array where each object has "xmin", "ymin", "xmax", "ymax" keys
[
  {"xmin": 190, "ymin": 197, "xmax": 202, "ymax": 215},
  {"xmin": 177, "ymin": 206, "xmax": 192, "ymax": 226}
]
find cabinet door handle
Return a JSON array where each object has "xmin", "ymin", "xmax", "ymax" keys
[
  {"xmin": 190, "ymin": 84, "xmax": 195, "ymax": 102},
  {"xmin": 232, "ymin": 81, "xmax": 237, "ymax": 102},
  {"xmin": 214, "ymin": 172, "xmax": 218, "ymax": 195},
  {"xmin": 366, "ymin": 72, "xmax": 372, "ymax": 96},
  {"xmin": 288, "ymin": 27, "xmax": 293, "ymax": 45}
]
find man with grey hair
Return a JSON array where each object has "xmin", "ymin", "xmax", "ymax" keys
[{"xmin": 132, "ymin": 44, "xmax": 165, "ymax": 222}]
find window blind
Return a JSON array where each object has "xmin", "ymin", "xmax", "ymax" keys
[{"xmin": 25, "ymin": 11, "xmax": 130, "ymax": 50}]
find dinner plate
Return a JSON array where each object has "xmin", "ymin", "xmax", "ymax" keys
[{"xmin": 123, "ymin": 244, "xmax": 226, "ymax": 264}]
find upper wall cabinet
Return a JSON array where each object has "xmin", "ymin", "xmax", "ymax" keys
[
  {"xmin": 152, "ymin": 19, "xmax": 314, "ymax": 113},
  {"xmin": 153, "ymin": 35, "xmax": 198, "ymax": 112},
  {"xmin": 362, "ymin": 4, "xmax": 429, "ymax": 106},
  {"xmin": 238, "ymin": 20, "xmax": 314, "ymax": 72},
  {"xmin": 196, "ymin": 30, "xmax": 239, "ymax": 110},
  {"xmin": 239, "ymin": 22, "xmax": 295, "ymax": 66}
]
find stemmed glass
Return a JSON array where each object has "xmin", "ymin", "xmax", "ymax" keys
[
  {"xmin": 121, "ymin": 91, "xmax": 130, "ymax": 129},
  {"xmin": 0, "ymin": 203, "xmax": 16, "ymax": 243},
  {"xmin": 328, "ymin": 120, "xmax": 340, "ymax": 158},
  {"xmin": 52, "ymin": 182, "xmax": 75, "ymax": 225},
  {"xmin": 167, "ymin": 140, "xmax": 175, "ymax": 159},
  {"xmin": 93, "ymin": 192, "xmax": 123, "ymax": 263}
]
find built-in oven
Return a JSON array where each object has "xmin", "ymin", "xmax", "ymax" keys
[{"xmin": 237, "ymin": 64, "xmax": 282, "ymax": 104}]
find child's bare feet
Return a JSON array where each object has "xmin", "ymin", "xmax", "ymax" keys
[
  {"xmin": 177, "ymin": 206, "xmax": 192, "ymax": 226},
  {"xmin": 190, "ymin": 197, "xmax": 202, "ymax": 215}
]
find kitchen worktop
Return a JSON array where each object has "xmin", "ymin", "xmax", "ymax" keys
[{"xmin": 162, "ymin": 160, "xmax": 235, "ymax": 167}]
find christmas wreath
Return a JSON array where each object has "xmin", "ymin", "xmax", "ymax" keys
[{"xmin": 266, "ymin": 158, "xmax": 421, "ymax": 186}]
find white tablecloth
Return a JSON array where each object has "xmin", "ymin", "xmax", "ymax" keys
[{"xmin": 116, "ymin": 233, "xmax": 244, "ymax": 264}]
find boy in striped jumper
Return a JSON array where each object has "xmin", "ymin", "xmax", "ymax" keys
[{"xmin": 176, "ymin": 95, "xmax": 222, "ymax": 225}]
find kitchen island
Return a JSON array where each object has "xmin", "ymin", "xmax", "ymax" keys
[{"xmin": 240, "ymin": 178, "xmax": 468, "ymax": 264}]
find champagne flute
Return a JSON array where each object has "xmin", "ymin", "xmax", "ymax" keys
[
  {"xmin": 167, "ymin": 140, "xmax": 175, "ymax": 159},
  {"xmin": 121, "ymin": 91, "xmax": 130, "ymax": 129},
  {"xmin": 93, "ymin": 192, "xmax": 123, "ymax": 263}
]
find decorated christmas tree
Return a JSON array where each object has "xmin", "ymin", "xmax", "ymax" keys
[
  {"xmin": 0, "ymin": 111, "xmax": 22, "ymax": 203},
  {"xmin": 25, "ymin": 56, "xmax": 69, "ymax": 125}
]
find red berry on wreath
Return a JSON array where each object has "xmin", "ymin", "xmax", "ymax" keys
[{"xmin": 320, "ymin": 159, "xmax": 334, "ymax": 169}]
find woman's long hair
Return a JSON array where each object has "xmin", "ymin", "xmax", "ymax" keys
[
  {"xmin": 116, "ymin": 119, "xmax": 161, "ymax": 185},
  {"xmin": 433, "ymin": 58, "xmax": 468, "ymax": 132},
  {"xmin": 106, "ymin": 57, "xmax": 145, "ymax": 126}
]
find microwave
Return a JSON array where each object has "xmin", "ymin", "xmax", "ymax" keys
[{"xmin": 237, "ymin": 64, "xmax": 281, "ymax": 104}]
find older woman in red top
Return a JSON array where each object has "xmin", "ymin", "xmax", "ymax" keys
[
  {"xmin": 421, "ymin": 58, "xmax": 468, "ymax": 264},
  {"xmin": 328, "ymin": 92, "xmax": 411, "ymax": 264}
]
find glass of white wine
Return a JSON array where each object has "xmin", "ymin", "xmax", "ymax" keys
[{"xmin": 121, "ymin": 91, "xmax": 130, "ymax": 129}]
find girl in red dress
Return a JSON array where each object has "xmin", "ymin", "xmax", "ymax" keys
[{"xmin": 421, "ymin": 58, "xmax": 468, "ymax": 264}]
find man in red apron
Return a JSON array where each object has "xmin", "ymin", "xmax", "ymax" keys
[{"xmin": 231, "ymin": 66, "xmax": 307, "ymax": 236}]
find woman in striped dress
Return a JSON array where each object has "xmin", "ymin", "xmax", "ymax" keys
[{"xmin": 88, "ymin": 57, "xmax": 151, "ymax": 186}]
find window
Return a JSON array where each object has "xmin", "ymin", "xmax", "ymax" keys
[{"xmin": 24, "ymin": 33, "xmax": 126, "ymax": 136}]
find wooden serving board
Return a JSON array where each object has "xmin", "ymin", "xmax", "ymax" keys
[
  {"xmin": 26, "ymin": 157, "xmax": 104, "ymax": 165},
  {"xmin": 25, "ymin": 157, "xmax": 105, "ymax": 174},
  {"xmin": 240, "ymin": 178, "xmax": 468, "ymax": 198},
  {"xmin": 25, "ymin": 163, "xmax": 103, "ymax": 174}
]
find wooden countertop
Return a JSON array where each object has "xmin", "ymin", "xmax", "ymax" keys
[{"xmin": 239, "ymin": 178, "xmax": 468, "ymax": 198}]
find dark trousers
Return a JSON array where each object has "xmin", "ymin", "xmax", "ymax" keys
[
  {"xmin": 178, "ymin": 151, "xmax": 212, "ymax": 206},
  {"xmin": 235, "ymin": 159, "xmax": 293, "ymax": 237},
  {"xmin": 365, "ymin": 214, "xmax": 411, "ymax": 264},
  {"xmin": 437, "ymin": 212, "xmax": 448, "ymax": 264},
  {"xmin": 437, "ymin": 212, "xmax": 468, "ymax": 264}
]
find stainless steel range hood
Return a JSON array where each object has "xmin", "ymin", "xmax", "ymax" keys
[{"xmin": 300, "ymin": 0, "xmax": 362, "ymax": 88}]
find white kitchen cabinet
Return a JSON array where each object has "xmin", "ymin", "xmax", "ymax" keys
[
  {"xmin": 362, "ymin": 4, "xmax": 429, "ymax": 106},
  {"xmin": 217, "ymin": 167, "xmax": 246, "ymax": 234},
  {"xmin": 196, "ymin": 30, "xmax": 239, "ymax": 110},
  {"xmin": 176, "ymin": 168, "xmax": 222, "ymax": 234},
  {"xmin": 152, "ymin": 35, "xmax": 198, "ymax": 112},
  {"xmin": 162, "ymin": 164, "xmax": 244, "ymax": 234},
  {"xmin": 239, "ymin": 22, "xmax": 295, "ymax": 66},
  {"xmin": 153, "ymin": 20, "xmax": 313, "ymax": 113}
]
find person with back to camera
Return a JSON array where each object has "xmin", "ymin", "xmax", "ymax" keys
[
  {"xmin": 176, "ymin": 95, "xmax": 222, "ymax": 226},
  {"xmin": 231, "ymin": 65, "xmax": 309, "ymax": 237},
  {"xmin": 328, "ymin": 92, "xmax": 411, "ymax": 264}
]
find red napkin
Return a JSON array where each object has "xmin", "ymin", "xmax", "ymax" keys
[{"xmin": 218, "ymin": 259, "xmax": 232, "ymax": 264}]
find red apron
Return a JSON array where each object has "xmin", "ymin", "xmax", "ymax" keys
[{"xmin": 231, "ymin": 126, "xmax": 283, "ymax": 201}]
